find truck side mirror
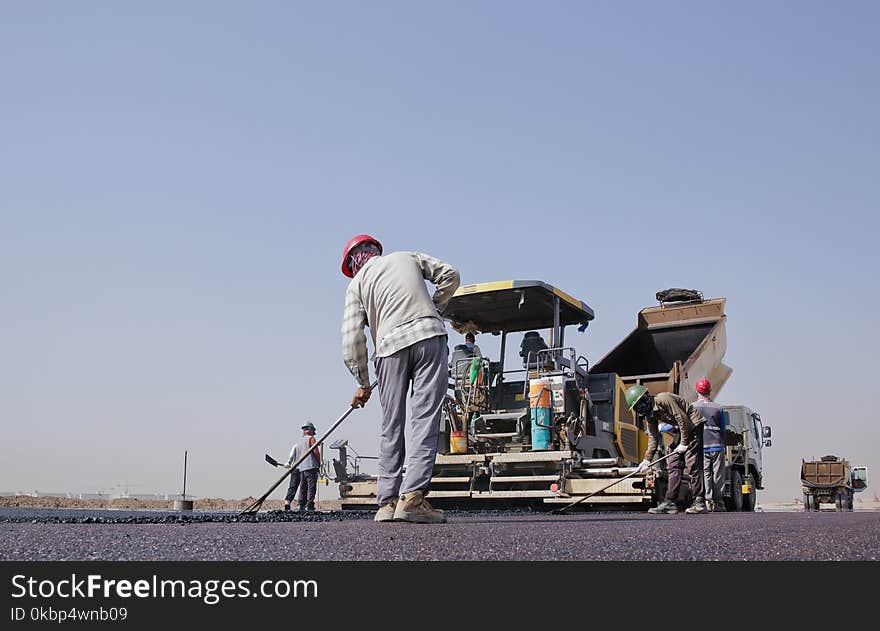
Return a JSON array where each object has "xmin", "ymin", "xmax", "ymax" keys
[
  {"xmin": 762, "ymin": 426, "xmax": 771, "ymax": 438},
  {"xmin": 763, "ymin": 439, "xmax": 772, "ymax": 448},
  {"xmin": 852, "ymin": 466, "xmax": 868, "ymax": 490}
]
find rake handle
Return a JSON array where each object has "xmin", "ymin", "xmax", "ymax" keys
[
  {"xmin": 240, "ymin": 381, "xmax": 378, "ymax": 516},
  {"xmin": 553, "ymin": 451, "xmax": 677, "ymax": 514}
]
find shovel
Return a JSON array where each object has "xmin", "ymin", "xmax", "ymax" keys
[
  {"xmin": 265, "ymin": 454, "xmax": 287, "ymax": 468},
  {"xmin": 239, "ymin": 381, "xmax": 378, "ymax": 516}
]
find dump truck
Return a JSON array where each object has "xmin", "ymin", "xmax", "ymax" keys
[
  {"xmin": 591, "ymin": 290, "xmax": 771, "ymax": 511},
  {"xmin": 801, "ymin": 455, "xmax": 869, "ymax": 512},
  {"xmin": 333, "ymin": 283, "xmax": 769, "ymax": 510},
  {"xmin": 721, "ymin": 405, "xmax": 771, "ymax": 511}
]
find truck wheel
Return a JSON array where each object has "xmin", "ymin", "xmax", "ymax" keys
[
  {"xmin": 835, "ymin": 493, "xmax": 845, "ymax": 512},
  {"xmin": 803, "ymin": 493, "xmax": 812, "ymax": 512},
  {"xmin": 729, "ymin": 470, "xmax": 744, "ymax": 512},
  {"xmin": 847, "ymin": 490, "xmax": 854, "ymax": 512},
  {"xmin": 811, "ymin": 494, "xmax": 820, "ymax": 511},
  {"xmin": 742, "ymin": 474, "xmax": 756, "ymax": 512}
]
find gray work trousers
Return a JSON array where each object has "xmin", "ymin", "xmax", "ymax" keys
[
  {"xmin": 375, "ymin": 335, "xmax": 448, "ymax": 507},
  {"xmin": 703, "ymin": 449, "xmax": 726, "ymax": 505},
  {"xmin": 285, "ymin": 468, "xmax": 318, "ymax": 509}
]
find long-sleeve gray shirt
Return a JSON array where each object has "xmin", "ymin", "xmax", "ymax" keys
[{"xmin": 342, "ymin": 251, "xmax": 460, "ymax": 388}]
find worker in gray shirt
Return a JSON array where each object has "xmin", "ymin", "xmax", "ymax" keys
[
  {"xmin": 283, "ymin": 422, "xmax": 321, "ymax": 511},
  {"xmin": 340, "ymin": 234, "xmax": 460, "ymax": 524},
  {"xmin": 694, "ymin": 378, "xmax": 727, "ymax": 512}
]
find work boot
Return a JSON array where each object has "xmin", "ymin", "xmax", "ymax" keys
[
  {"xmin": 374, "ymin": 498, "xmax": 398, "ymax": 522},
  {"xmin": 306, "ymin": 502, "xmax": 316, "ymax": 511},
  {"xmin": 297, "ymin": 503, "xmax": 307, "ymax": 512},
  {"xmin": 713, "ymin": 503, "xmax": 727, "ymax": 513},
  {"xmin": 392, "ymin": 491, "xmax": 447, "ymax": 524},
  {"xmin": 283, "ymin": 502, "xmax": 291, "ymax": 512},
  {"xmin": 685, "ymin": 500, "xmax": 708, "ymax": 514},
  {"xmin": 648, "ymin": 499, "xmax": 680, "ymax": 514}
]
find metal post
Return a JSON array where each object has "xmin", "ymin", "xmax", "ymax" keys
[
  {"xmin": 495, "ymin": 331, "xmax": 507, "ymax": 408},
  {"xmin": 174, "ymin": 450, "xmax": 193, "ymax": 511},
  {"xmin": 552, "ymin": 297, "xmax": 561, "ymax": 367},
  {"xmin": 554, "ymin": 297, "xmax": 560, "ymax": 338},
  {"xmin": 743, "ymin": 428, "xmax": 750, "ymax": 498},
  {"xmin": 549, "ymin": 297, "xmax": 560, "ymax": 349}
]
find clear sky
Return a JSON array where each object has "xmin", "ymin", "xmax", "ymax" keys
[{"xmin": 2, "ymin": 2, "xmax": 878, "ymax": 504}]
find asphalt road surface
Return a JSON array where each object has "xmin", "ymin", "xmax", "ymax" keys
[{"xmin": 2, "ymin": 508, "xmax": 878, "ymax": 560}]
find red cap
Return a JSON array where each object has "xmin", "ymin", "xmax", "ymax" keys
[
  {"xmin": 695, "ymin": 378, "xmax": 712, "ymax": 395},
  {"xmin": 341, "ymin": 234, "xmax": 383, "ymax": 278}
]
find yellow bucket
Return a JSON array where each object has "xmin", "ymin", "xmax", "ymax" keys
[{"xmin": 450, "ymin": 431, "xmax": 467, "ymax": 454}]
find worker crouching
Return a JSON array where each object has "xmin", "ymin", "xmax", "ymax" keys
[{"xmin": 626, "ymin": 385, "xmax": 709, "ymax": 515}]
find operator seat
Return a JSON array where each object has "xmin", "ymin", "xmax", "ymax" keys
[
  {"xmin": 520, "ymin": 331, "xmax": 551, "ymax": 370},
  {"xmin": 449, "ymin": 344, "xmax": 475, "ymax": 382}
]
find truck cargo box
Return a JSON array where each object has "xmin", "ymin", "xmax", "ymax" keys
[
  {"xmin": 801, "ymin": 454, "xmax": 860, "ymax": 512},
  {"xmin": 801, "ymin": 455, "xmax": 852, "ymax": 490},
  {"xmin": 590, "ymin": 295, "xmax": 732, "ymax": 402}
]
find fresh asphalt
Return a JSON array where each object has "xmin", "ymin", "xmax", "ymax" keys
[{"xmin": 2, "ymin": 508, "xmax": 878, "ymax": 561}]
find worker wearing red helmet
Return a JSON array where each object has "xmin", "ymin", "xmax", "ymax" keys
[
  {"xmin": 340, "ymin": 235, "xmax": 460, "ymax": 524},
  {"xmin": 694, "ymin": 378, "xmax": 728, "ymax": 512}
]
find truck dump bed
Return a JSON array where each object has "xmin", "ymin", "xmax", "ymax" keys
[
  {"xmin": 801, "ymin": 456, "xmax": 852, "ymax": 490},
  {"xmin": 590, "ymin": 297, "xmax": 732, "ymax": 402}
]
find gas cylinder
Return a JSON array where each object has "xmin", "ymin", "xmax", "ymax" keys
[{"xmin": 529, "ymin": 378, "xmax": 553, "ymax": 450}]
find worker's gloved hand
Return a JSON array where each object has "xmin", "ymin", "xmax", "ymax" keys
[
  {"xmin": 638, "ymin": 459, "xmax": 651, "ymax": 473},
  {"xmin": 673, "ymin": 443, "xmax": 688, "ymax": 455},
  {"xmin": 352, "ymin": 387, "xmax": 371, "ymax": 408}
]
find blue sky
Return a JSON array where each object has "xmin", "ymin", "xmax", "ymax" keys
[{"xmin": 2, "ymin": 2, "xmax": 878, "ymax": 503}]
